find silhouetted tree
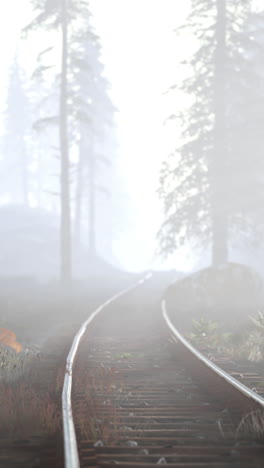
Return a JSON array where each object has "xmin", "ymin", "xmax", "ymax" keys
[
  {"xmin": 158, "ymin": 0, "xmax": 258, "ymax": 266},
  {"xmin": 2, "ymin": 55, "xmax": 31, "ymax": 206},
  {"xmin": 228, "ymin": 8, "xmax": 264, "ymax": 248},
  {"xmin": 72, "ymin": 31, "xmax": 115, "ymax": 257},
  {"xmin": 24, "ymin": 0, "xmax": 91, "ymax": 283}
]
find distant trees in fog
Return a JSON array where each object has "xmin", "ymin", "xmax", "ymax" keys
[
  {"xmin": 17, "ymin": 0, "xmax": 116, "ymax": 282},
  {"xmin": 2, "ymin": 55, "xmax": 31, "ymax": 206},
  {"xmin": 159, "ymin": 0, "xmax": 264, "ymax": 266},
  {"xmin": 72, "ymin": 25, "xmax": 116, "ymax": 258}
]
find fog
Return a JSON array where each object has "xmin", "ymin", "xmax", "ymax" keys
[
  {"xmin": 2, "ymin": 4, "xmax": 264, "ymax": 464},
  {"xmin": 0, "ymin": 0, "xmax": 263, "ymax": 352},
  {"xmin": 0, "ymin": 1, "xmax": 194, "ymax": 276}
]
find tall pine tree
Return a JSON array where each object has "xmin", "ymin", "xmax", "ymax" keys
[
  {"xmin": 72, "ymin": 30, "xmax": 115, "ymax": 257},
  {"xmin": 24, "ymin": 0, "xmax": 91, "ymax": 283},
  {"xmin": 158, "ymin": 0, "xmax": 263, "ymax": 266}
]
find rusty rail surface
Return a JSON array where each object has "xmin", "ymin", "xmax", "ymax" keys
[
  {"xmin": 162, "ymin": 299, "xmax": 264, "ymax": 411},
  {"xmin": 62, "ymin": 273, "xmax": 152, "ymax": 468}
]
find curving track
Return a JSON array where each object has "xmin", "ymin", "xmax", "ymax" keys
[{"xmin": 63, "ymin": 277, "xmax": 264, "ymax": 468}]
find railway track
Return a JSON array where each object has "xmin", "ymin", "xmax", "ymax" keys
[
  {"xmin": 1, "ymin": 275, "xmax": 263, "ymax": 467},
  {"xmin": 0, "ymin": 326, "xmax": 76, "ymax": 468},
  {"xmin": 62, "ymin": 277, "xmax": 264, "ymax": 468}
]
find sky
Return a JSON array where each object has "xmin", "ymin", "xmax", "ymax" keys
[
  {"xmin": 0, "ymin": 0, "xmax": 196, "ymax": 273},
  {"xmin": 90, "ymin": 0, "xmax": 193, "ymax": 271}
]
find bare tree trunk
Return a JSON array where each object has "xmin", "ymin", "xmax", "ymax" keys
[
  {"xmin": 60, "ymin": 0, "xmax": 72, "ymax": 283},
  {"xmin": 212, "ymin": 0, "xmax": 228, "ymax": 266},
  {"xmin": 88, "ymin": 141, "xmax": 96, "ymax": 257},
  {"xmin": 21, "ymin": 150, "xmax": 28, "ymax": 206},
  {"xmin": 74, "ymin": 134, "xmax": 85, "ymax": 247},
  {"xmin": 37, "ymin": 151, "xmax": 43, "ymax": 208}
]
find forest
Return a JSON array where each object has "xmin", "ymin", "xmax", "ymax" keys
[
  {"xmin": 1, "ymin": 1, "xmax": 264, "ymax": 465},
  {"xmin": 1, "ymin": 1, "xmax": 264, "ymax": 282}
]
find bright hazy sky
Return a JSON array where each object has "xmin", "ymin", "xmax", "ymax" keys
[
  {"xmin": 91, "ymin": 0, "xmax": 193, "ymax": 271},
  {"xmin": 0, "ymin": 0, "xmax": 195, "ymax": 272}
]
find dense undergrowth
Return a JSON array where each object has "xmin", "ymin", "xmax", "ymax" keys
[{"xmin": 0, "ymin": 345, "xmax": 63, "ymax": 439}]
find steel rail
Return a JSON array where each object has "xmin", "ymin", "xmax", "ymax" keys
[
  {"xmin": 162, "ymin": 299, "xmax": 264, "ymax": 409},
  {"xmin": 62, "ymin": 273, "xmax": 153, "ymax": 468}
]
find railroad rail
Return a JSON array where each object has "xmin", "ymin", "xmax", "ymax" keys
[
  {"xmin": 62, "ymin": 279, "xmax": 264, "ymax": 468},
  {"xmin": 162, "ymin": 300, "xmax": 264, "ymax": 412},
  {"xmin": 62, "ymin": 274, "xmax": 152, "ymax": 468}
]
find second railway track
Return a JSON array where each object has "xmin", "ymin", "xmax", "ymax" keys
[{"xmin": 65, "ymin": 280, "xmax": 264, "ymax": 468}]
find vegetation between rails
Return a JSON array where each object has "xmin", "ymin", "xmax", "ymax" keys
[
  {"xmin": 73, "ymin": 365, "xmax": 125, "ymax": 445},
  {"xmin": 237, "ymin": 410, "xmax": 264, "ymax": 440}
]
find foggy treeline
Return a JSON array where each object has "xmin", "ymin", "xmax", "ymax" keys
[
  {"xmin": 1, "ymin": 0, "xmax": 121, "ymax": 282},
  {"xmin": 159, "ymin": 0, "xmax": 264, "ymax": 270},
  {"xmin": 2, "ymin": 0, "xmax": 264, "ymax": 283}
]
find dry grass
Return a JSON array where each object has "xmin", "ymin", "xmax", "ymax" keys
[
  {"xmin": 236, "ymin": 409, "xmax": 264, "ymax": 440},
  {"xmin": 0, "ymin": 345, "xmax": 42, "ymax": 381},
  {"xmin": 74, "ymin": 365, "xmax": 125, "ymax": 445},
  {"xmin": 0, "ymin": 380, "xmax": 61, "ymax": 438},
  {"xmin": 0, "ymin": 346, "xmax": 63, "ymax": 439}
]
